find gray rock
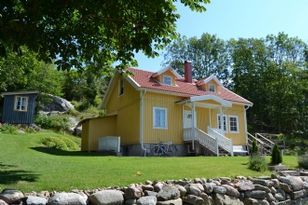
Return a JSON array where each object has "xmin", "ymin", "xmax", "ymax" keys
[
  {"xmin": 252, "ymin": 179, "xmax": 273, "ymax": 187},
  {"xmin": 0, "ymin": 199, "xmax": 8, "ymax": 205},
  {"xmin": 235, "ymin": 181, "xmax": 255, "ymax": 191},
  {"xmin": 157, "ymin": 198, "xmax": 182, "ymax": 205},
  {"xmin": 203, "ymin": 183, "xmax": 214, "ymax": 194},
  {"xmin": 279, "ymin": 183, "xmax": 292, "ymax": 193},
  {"xmin": 271, "ymin": 179, "xmax": 280, "ymax": 188},
  {"xmin": 26, "ymin": 196, "xmax": 48, "ymax": 205},
  {"xmin": 0, "ymin": 189, "xmax": 24, "ymax": 204},
  {"xmin": 174, "ymin": 185, "xmax": 186, "ymax": 197},
  {"xmin": 125, "ymin": 199, "xmax": 137, "ymax": 205},
  {"xmin": 254, "ymin": 184, "xmax": 271, "ymax": 193},
  {"xmin": 125, "ymin": 186, "xmax": 143, "ymax": 199},
  {"xmin": 274, "ymin": 193, "xmax": 285, "ymax": 201},
  {"xmin": 41, "ymin": 94, "xmax": 74, "ymax": 112},
  {"xmin": 182, "ymin": 195, "xmax": 204, "ymax": 205},
  {"xmin": 213, "ymin": 186, "xmax": 227, "ymax": 195},
  {"xmin": 136, "ymin": 196, "xmax": 157, "ymax": 205},
  {"xmin": 144, "ymin": 191, "xmax": 157, "ymax": 197},
  {"xmin": 270, "ymin": 187, "xmax": 277, "ymax": 194},
  {"xmin": 214, "ymin": 194, "xmax": 243, "ymax": 205},
  {"xmin": 245, "ymin": 190, "xmax": 266, "ymax": 200},
  {"xmin": 89, "ymin": 190, "xmax": 124, "ymax": 205},
  {"xmin": 48, "ymin": 192, "xmax": 87, "ymax": 205},
  {"xmin": 157, "ymin": 185, "xmax": 180, "ymax": 201},
  {"xmin": 186, "ymin": 184, "xmax": 203, "ymax": 196},
  {"xmin": 243, "ymin": 198, "xmax": 269, "ymax": 205},
  {"xmin": 222, "ymin": 185, "xmax": 240, "ymax": 197},
  {"xmin": 279, "ymin": 176, "xmax": 304, "ymax": 191},
  {"xmin": 142, "ymin": 185, "xmax": 154, "ymax": 192},
  {"xmin": 290, "ymin": 190, "xmax": 304, "ymax": 200},
  {"xmin": 266, "ymin": 193, "xmax": 275, "ymax": 202},
  {"xmin": 154, "ymin": 182, "xmax": 164, "ymax": 192}
]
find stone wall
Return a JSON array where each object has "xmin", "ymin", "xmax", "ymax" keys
[{"xmin": 0, "ymin": 170, "xmax": 307, "ymax": 205}]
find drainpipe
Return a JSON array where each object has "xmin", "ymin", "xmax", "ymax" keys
[
  {"xmin": 244, "ymin": 105, "xmax": 250, "ymax": 149},
  {"xmin": 140, "ymin": 90, "xmax": 147, "ymax": 156}
]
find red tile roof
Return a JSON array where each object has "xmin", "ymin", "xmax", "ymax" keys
[{"xmin": 128, "ymin": 67, "xmax": 252, "ymax": 105}]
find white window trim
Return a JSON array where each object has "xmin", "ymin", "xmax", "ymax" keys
[
  {"xmin": 229, "ymin": 115, "xmax": 239, "ymax": 133},
  {"xmin": 217, "ymin": 114, "xmax": 228, "ymax": 132},
  {"xmin": 14, "ymin": 96, "xmax": 29, "ymax": 112},
  {"xmin": 118, "ymin": 78, "xmax": 124, "ymax": 96},
  {"xmin": 162, "ymin": 75, "xmax": 173, "ymax": 86},
  {"xmin": 209, "ymin": 83, "xmax": 216, "ymax": 93},
  {"xmin": 153, "ymin": 107, "xmax": 168, "ymax": 129}
]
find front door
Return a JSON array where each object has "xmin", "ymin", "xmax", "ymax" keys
[{"xmin": 183, "ymin": 110, "xmax": 196, "ymax": 128}]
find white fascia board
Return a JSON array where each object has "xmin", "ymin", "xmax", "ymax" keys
[{"xmin": 190, "ymin": 94, "xmax": 232, "ymax": 107}]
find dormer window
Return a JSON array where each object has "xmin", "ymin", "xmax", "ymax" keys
[
  {"xmin": 163, "ymin": 75, "xmax": 172, "ymax": 86},
  {"xmin": 209, "ymin": 83, "xmax": 216, "ymax": 92}
]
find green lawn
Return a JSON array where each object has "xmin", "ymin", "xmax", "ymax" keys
[{"xmin": 0, "ymin": 131, "xmax": 298, "ymax": 192}]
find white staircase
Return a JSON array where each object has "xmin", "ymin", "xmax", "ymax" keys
[
  {"xmin": 183, "ymin": 127, "xmax": 233, "ymax": 156},
  {"xmin": 247, "ymin": 132, "xmax": 275, "ymax": 155}
]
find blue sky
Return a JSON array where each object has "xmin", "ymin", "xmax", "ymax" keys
[{"xmin": 135, "ymin": 0, "xmax": 308, "ymax": 71}]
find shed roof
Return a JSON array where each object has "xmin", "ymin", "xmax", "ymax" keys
[{"xmin": 1, "ymin": 91, "xmax": 39, "ymax": 96}]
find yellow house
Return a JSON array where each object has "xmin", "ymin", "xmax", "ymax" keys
[{"xmin": 81, "ymin": 61, "xmax": 253, "ymax": 156}]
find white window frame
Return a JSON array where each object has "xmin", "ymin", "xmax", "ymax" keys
[
  {"xmin": 14, "ymin": 96, "xmax": 28, "ymax": 112},
  {"xmin": 162, "ymin": 75, "xmax": 173, "ymax": 86},
  {"xmin": 217, "ymin": 114, "xmax": 228, "ymax": 132},
  {"xmin": 118, "ymin": 78, "xmax": 124, "ymax": 96},
  {"xmin": 209, "ymin": 83, "xmax": 216, "ymax": 92},
  {"xmin": 229, "ymin": 115, "xmax": 239, "ymax": 133},
  {"xmin": 153, "ymin": 107, "xmax": 168, "ymax": 129}
]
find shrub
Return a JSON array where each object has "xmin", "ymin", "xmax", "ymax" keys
[
  {"xmin": 248, "ymin": 155, "xmax": 267, "ymax": 172},
  {"xmin": 41, "ymin": 136, "xmax": 79, "ymax": 151},
  {"xmin": 298, "ymin": 154, "xmax": 308, "ymax": 169},
  {"xmin": 24, "ymin": 126, "xmax": 37, "ymax": 133},
  {"xmin": 251, "ymin": 139, "xmax": 259, "ymax": 156},
  {"xmin": 271, "ymin": 144, "xmax": 282, "ymax": 165},
  {"xmin": 35, "ymin": 114, "xmax": 70, "ymax": 131},
  {"xmin": 0, "ymin": 124, "xmax": 18, "ymax": 134}
]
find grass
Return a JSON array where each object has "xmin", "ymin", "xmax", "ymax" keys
[{"xmin": 0, "ymin": 131, "xmax": 298, "ymax": 192}]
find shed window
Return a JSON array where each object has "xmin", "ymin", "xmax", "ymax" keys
[
  {"xmin": 118, "ymin": 78, "xmax": 124, "ymax": 96},
  {"xmin": 14, "ymin": 96, "xmax": 28, "ymax": 112},
  {"xmin": 229, "ymin": 115, "xmax": 239, "ymax": 133},
  {"xmin": 217, "ymin": 114, "xmax": 227, "ymax": 132},
  {"xmin": 163, "ymin": 75, "xmax": 172, "ymax": 86},
  {"xmin": 153, "ymin": 107, "xmax": 168, "ymax": 129},
  {"xmin": 209, "ymin": 83, "xmax": 216, "ymax": 92}
]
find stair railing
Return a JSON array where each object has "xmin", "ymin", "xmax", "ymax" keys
[{"xmin": 208, "ymin": 128, "xmax": 233, "ymax": 156}]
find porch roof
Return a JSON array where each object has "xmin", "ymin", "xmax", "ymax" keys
[{"xmin": 176, "ymin": 94, "xmax": 233, "ymax": 108}]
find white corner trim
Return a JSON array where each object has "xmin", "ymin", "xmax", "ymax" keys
[{"xmin": 190, "ymin": 94, "xmax": 232, "ymax": 107}]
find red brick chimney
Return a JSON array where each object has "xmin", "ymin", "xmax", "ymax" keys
[{"xmin": 184, "ymin": 60, "xmax": 192, "ymax": 83}]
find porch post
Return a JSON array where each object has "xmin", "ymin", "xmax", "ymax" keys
[
  {"xmin": 191, "ymin": 102, "xmax": 196, "ymax": 150},
  {"xmin": 219, "ymin": 106, "xmax": 224, "ymax": 132}
]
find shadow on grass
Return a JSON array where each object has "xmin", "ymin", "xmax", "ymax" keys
[
  {"xmin": 0, "ymin": 162, "xmax": 39, "ymax": 184},
  {"xmin": 31, "ymin": 147, "xmax": 112, "ymax": 157}
]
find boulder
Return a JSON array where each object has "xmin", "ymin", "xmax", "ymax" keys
[
  {"xmin": 290, "ymin": 190, "xmax": 304, "ymax": 200},
  {"xmin": 252, "ymin": 179, "xmax": 273, "ymax": 187},
  {"xmin": 254, "ymin": 184, "xmax": 271, "ymax": 193},
  {"xmin": 40, "ymin": 94, "xmax": 74, "ymax": 113},
  {"xmin": 48, "ymin": 192, "xmax": 87, "ymax": 205},
  {"xmin": 222, "ymin": 185, "xmax": 240, "ymax": 197},
  {"xmin": 89, "ymin": 190, "xmax": 124, "ymax": 205},
  {"xmin": 0, "ymin": 200, "xmax": 8, "ymax": 205},
  {"xmin": 125, "ymin": 186, "xmax": 143, "ymax": 199},
  {"xmin": 186, "ymin": 184, "xmax": 204, "ymax": 196},
  {"xmin": 157, "ymin": 185, "xmax": 180, "ymax": 201},
  {"xmin": 174, "ymin": 185, "xmax": 186, "ymax": 197},
  {"xmin": 203, "ymin": 183, "xmax": 214, "ymax": 194},
  {"xmin": 0, "ymin": 189, "xmax": 24, "ymax": 204},
  {"xmin": 245, "ymin": 190, "xmax": 266, "ymax": 200},
  {"xmin": 279, "ymin": 176, "xmax": 304, "ymax": 191},
  {"xmin": 136, "ymin": 196, "xmax": 157, "ymax": 205},
  {"xmin": 26, "ymin": 196, "xmax": 48, "ymax": 205},
  {"xmin": 144, "ymin": 191, "xmax": 157, "ymax": 197},
  {"xmin": 214, "ymin": 194, "xmax": 243, "ymax": 205},
  {"xmin": 154, "ymin": 182, "xmax": 164, "ymax": 192},
  {"xmin": 182, "ymin": 195, "xmax": 204, "ymax": 205},
  {"xmin": 157, "ymin": 198, "xmax": 182, "ymax": 205},
  {"xmin": 235, "ymin": 181, "xmax": 255, "ymax": 191},
  {"xmin": 213, "ymin": 186, "xmax": 226, "ymax": 195}
]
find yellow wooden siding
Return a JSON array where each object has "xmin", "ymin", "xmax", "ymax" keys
[
  {"xmin": 196, "ymin": 107, "xmax": 210, "ymax": 133},
  {"xmin": 105, "ymin": 75, "xmax": 140, "ymax": 145},
  {"xmin": 81, "ymin": 120, "xmax": 89, "ymax": 151},
  {"xmin": 158, "ymin": 70, "xmax": 177, "ymax": 86},
  {"xmin": 87, "ymin": 116, "xmax": 117, "ymax": 151},
  {"xmin": 143, "ymin": 92, "xmax": 183, "ymax": 144},
  {"xmin": 210, "ymin": 104, "xmax": 246, "ymax": 145}
]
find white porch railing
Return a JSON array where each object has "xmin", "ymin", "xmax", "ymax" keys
[
  {"xmin": 183, "ymin": 128, "xmax": 218, "ymax": 156},
  {"xmin": 208, "ymin": 128, "xmax": 233, "ymax": 156}
]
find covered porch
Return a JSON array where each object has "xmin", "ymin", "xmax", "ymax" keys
[{"xmin": 177, "ymin": 95, "xmax": 235, "ymax": 156}]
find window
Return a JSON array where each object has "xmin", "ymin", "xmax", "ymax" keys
[
  {"xmin": 229, "ymin": 115, "xmax": 239, "ymax": 133},
  {"xmin": 118, "ymin": 78, "xmax": 124, "ymax": 96},
  {"xmin": 217, "ymin": 114, "xmax": 227, "ymax": 132},
  {"xmin": 163, "ymin": 75, "xmax": 172, "ymax": 86},
  {"xmin": 14, "ymin": 96, "xmax": 28, "ymax": 112},
  {"xmin": 209, "ymin": 83, "xmax": 216, "ymax": 92},
  {"xmin": 153, "ymin": 107, "xmax": 167, "ymax": 129}
]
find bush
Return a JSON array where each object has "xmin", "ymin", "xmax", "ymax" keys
[
  {"xmin": 298, "ymin": 154, "xmax": 308, "ymax": 169},
  {"xmin": 0, "ymin": 124, "xmax": 18, "ymax": 134},
  {"xmin": 248, "ymin": 155, "xmax": 267, "ymax": 172},
  {"xmin": 35, "ymin": 114, "xmax": 70, "ymax": 131},
  {"xmin": 251, "ymin": 139, "xmax": 259, "ymax": 156},
  {"xmin": 41, "ymin": 136, "xmax": 79, "ymax": 151},
  {"xmin": 271, "ymin": 144, "xmax": 282, "ymax": 165}
]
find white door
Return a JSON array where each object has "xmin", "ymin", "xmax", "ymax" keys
[{"xmin": 183, "ymin": 110, "xmax": 196, "ymax": 128}]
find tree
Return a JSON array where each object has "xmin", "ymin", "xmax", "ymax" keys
[
  {"xmin": 0, "ymin": 1, "xmax": 210, "ymax": 71},
  {"xmin": 164, "ymin": 34, "xmax": 230, "ymax": 84},
  {"xmin": 271, "ymin": 144, "xmax": 282, "ymax": 165}
]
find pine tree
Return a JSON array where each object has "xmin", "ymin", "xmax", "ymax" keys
[{"xmin": 271, "ymin": 144, "xmax": 282, "ymax": 165}]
